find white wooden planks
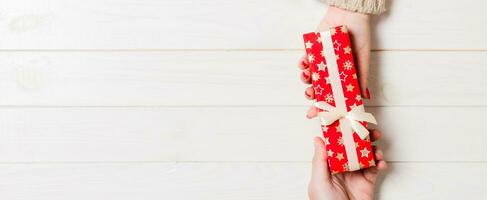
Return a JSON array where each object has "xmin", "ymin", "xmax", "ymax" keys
[
  {"xmin": 1, "ymin": 0, "xmax": 486, "ymax": 50},
  {"xmin": 1, "ymin": 0, "xmax": 486, "ymax": 199},
  {"xmin": 0, "ymin": 106, "xmax": 485, "ymax": 162},
  {"xmin": 0, "ymin": 163, "xmax": 485, "ymax": 200},
  {"xmin": 1, "ymin": 51, "xmax": 486, "ymax": 106}
]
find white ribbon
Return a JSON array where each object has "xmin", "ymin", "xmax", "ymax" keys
[{"xmin": 314, "ymin": 101, "xmax": 377, "ymax": 140}]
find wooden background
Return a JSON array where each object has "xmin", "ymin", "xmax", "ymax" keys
[{"xmin": 1, "ymin": 0, "xmax": 486, "ymax": 199}]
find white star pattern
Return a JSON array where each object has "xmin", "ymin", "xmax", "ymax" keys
[
  {"xmin": 346, "ymin": 83, "xmax": 354, "ymax": 92},
  {"xmin": 314, "ymin": 85, "xmax": 324, "ymax": 96},
  {"xmin": 343, "ymin": 46, "xmax": 351, "ymax": 54},
  {"xmin": 308, "ymin": 54, "xmax": 315, "ymax": 63},
  {"xmin": 369, "ymin": 160, "xmax": 375, "ymax": 166},
  {"xmin": 312, "ymin": 72, "xmax": 320, "ymax": 81},
  {"xmin": 335, "ymin": 126, "xmax": 341, "ymax": 132},
  {"xmin": 316, "ymin": 36, "xmax": 321, "ymax": 43},
  {"xmin": 342, "ymin": 163, "xmax": 349, "ymax": 171},
  {"xmin": 333, "ymin": 40, "xmax": 341, "ymax": 51},
  {"xmin": 338, "ymin": 137, "xmax": 345, "ymax": 146},
  {"xmin": 321, "ymin": 50, "xmax": 326, "ymax": 58},
  {"xmin": 325, "ymin": 77, "xmax": 330, "ymax": 85},
  {"xmin": 360, "ymin": 148, "xmax": 371, "ymax": 158},
  {"xmin": 325, "ymin": 93, "xmax": 334, "ymax": 103},
  {"xmin": 339, "ymin": 71, "xmax": 348, "ymax": 81},
  {"xmin": 322, "ymin": 125, "xmax": 329, "ymax": 132},
  {"xmin": 327, "ymin": 150, "xmax": 334, "ymax": 157},
  {"xmin": 337, "ymin": 137, "xmax": 344, "ymax": 146},
  {"xmin": 340, "ymin": 26, "xmax": 348, "ymax": 33},
  {"xmin": 330, "ymin": 28, "xmax": 336, "ymax": 35},
  {"xmin": 355, "ymin": 94, "xmax": 362, "ymax": 102},
  {"xmin": 352, "ymin": 74, "xmax": 357, "ymax": 79},
  {"xmin": 344, "ymin": 60, "xmax": 353, "ymax": 70},
  {"xmin": 317, "ymin": 62, "xmax": 327, "ymax": 71},
  {"xmin": 324, "ymin": 137, "xmax": 330, "ymax": 145},
  {"xmin": 305, "ymin": 41, "xmax": 313, "ymax": 49},
  {"xmin": 336, "ymin": 153, "xmax": 344, "ymax": 161},
  {"xmin": 335, "ymin": 54, "xmax": 340, "ymax": 60}
]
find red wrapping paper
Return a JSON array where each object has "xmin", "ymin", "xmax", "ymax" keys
[{"xmin": 303, "ymin": 26, "xmax": 375, "ymax": 174}]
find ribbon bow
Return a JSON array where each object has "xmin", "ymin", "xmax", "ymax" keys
[{"xmin": 314, "ymin": 101, "xmax": 377, "ymax": 139}]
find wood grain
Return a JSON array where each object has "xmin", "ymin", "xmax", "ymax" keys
[
  {"xmin": 0, "ymin": 162, "xmax": 485, "ymax": 200},
  {"xmin": 1, "ymin": 0, "xmax": 486, "ymax": 49},
  {"xmin": 0, "ymin": 106, "xmax": 485, "ymax": 162},
  {"xmin": 1, "ymin": 0, "xmax": 486, "ymax": 198},
  {"xmin": 1, "ymin": 51, "xmax": 485, "ymax": 106}
]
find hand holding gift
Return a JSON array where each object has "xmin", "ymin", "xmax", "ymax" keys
[
  {"xmin": 299, "ymin": 6, "xmax": 372, "ymax": 117},
  {"xmin": 309, "ymin": 130, "xmax": 385, "ymax": 200},
  {"xmin": 303, "ymin": 25, "xmax": 377, "ymax": 173},
  {"xmin": 300, "ymin": 5, "xmax": 388, "ymax": 200}
]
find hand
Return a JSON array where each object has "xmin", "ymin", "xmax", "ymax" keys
[
  {"xmin": 299, "ymin": 6, "xmax": 371, "ymax": 118},
  {"xmin": 308, "ymin": 130, "xmax": 387, "ymax": 200}
]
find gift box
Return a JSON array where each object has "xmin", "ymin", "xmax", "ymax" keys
[{"xmin": 303, "ymin": 26, "xmax": 377, "ymax": 174}]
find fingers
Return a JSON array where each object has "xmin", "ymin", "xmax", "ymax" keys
[
  {"xmin": 299, "ymin": 54, "xmax": 316, "ymax": 118},
  {"xmin": 375, "ymin": 160, "xmax": 387, "ymax": 171},
  {"xmin": 305, "ymin": 86, "xmax": 315, "ymax": 100},
  {"xmin": 301, "ymin": 69, "xmax": 311, "ymax": 84},
  {"xmin": 373, "ymin": 146, "xmax": 387, "ymax": 171},
  {"xmin": 299, "ymin": 55, "xmax": 312, "ymax": 84},
  {"xmin": 306, "ymin": 106, "xmax": 319, "ymax": 119},
  {"xmin": 299, "ymin": 55, "xmax": 311, "ymax": 84},
  {"xmin": 362, "ymin": 147, "xmax": 387, "ymax": 183},
  {"xmin": 311, "ymin": 137, "xmax": 330, "ymax": 182},
  {"xmin": 374, "ymin": 148, "xmax": 384, "ymax": 161},
  {"xmin": 372, "ymin": 148, "xmax": 387, "ymax": 171},
  {"xmin": 362, "ymin": 161, "xmax": 387, "ymax": 184},
  {"xmin": 362, "ymin": 129, "xmax": 387, "ymax": 183},
  {"xmin": 369, "ymin": 129, "xmax": 382, "ymax": 142},
  {"xmin": 299, "ymin": 54, "xmax": 309, "ymax": 69},
  {"xmin": 370, "ymin": 130, "xmax": 386, "ymax": 169}
]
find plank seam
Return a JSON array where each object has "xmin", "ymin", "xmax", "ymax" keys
[
  {"xmin": 0, "ymin": 105, "xmax": 486, "ymax": 108},
  {"xmin": 1, "ymin": 161, "xmax": 486, "ymax": 165},
  {"xmin": 0, "ymin": 49, "xmax": 486, "ymax": 52}
]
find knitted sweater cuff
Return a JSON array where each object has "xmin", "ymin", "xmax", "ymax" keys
[{"xmin": 325, "ymin": 0, "xmax": 386, "ymax": 15}]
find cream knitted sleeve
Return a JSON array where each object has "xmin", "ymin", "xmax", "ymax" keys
[{"xmin": 325, "ymin": 0, "xmax": 386, "ymax": 15}]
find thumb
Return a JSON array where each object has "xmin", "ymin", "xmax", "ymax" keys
[
  {"xmin": 311, "ymin": 137, "xmax": 330, "ymax": 182},
  {"xmin": 306, "ymin": 106, "xmax": 319, "ymax": 119}
]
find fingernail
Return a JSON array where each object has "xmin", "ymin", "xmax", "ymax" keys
[
  {"xmin": 365, "ymin": 88, "xmax": 371, "ymax": 99},
  {"xmin": 302, "ymin": 71, "xmax": 309, "ymax": 79}
]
